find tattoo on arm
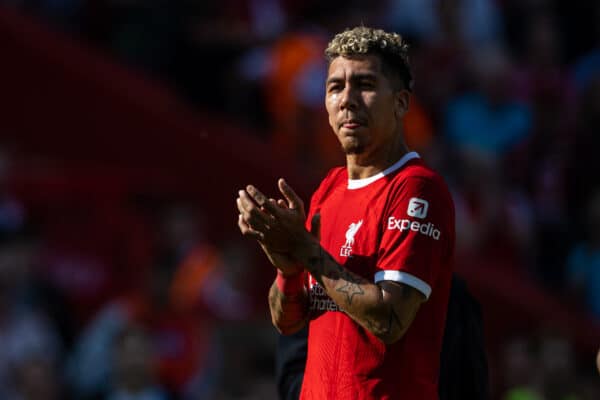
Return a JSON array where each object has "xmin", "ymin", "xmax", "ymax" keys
[
  {"xmin": 268, "ymin": 282, "xmax": 308, "ymax": 334},
  {"xmin": 364, "ymin": 305, "xmax": 403, "ymax": 338},
  {"xmin": 304, "ymin": 243, "xmax": 369, "ymax": 307},
  {"xmin": 299, "ymin": 242, "xmax": 421, "ymax": 343},
  {"xmin": 268, "ymin": 285, "xmax": 283, "ymax": 317},
  {"xmin": 335, "ymin": 273, "xmax": 365, "ymax": 306}
]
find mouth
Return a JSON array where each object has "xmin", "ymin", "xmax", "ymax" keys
[{"xmin": 340, "ymin": 119, "xmax": 366, "ymax": 130}]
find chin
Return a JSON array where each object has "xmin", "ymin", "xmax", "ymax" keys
[
  {"xmin": 340, "ymin": 137, "xmax": 366, "ymax": 155},
  {"xmin": 343, "ymin": 145, "xmax": 365, "ymax": 155}
]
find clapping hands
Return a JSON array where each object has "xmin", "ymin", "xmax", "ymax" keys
[{"xmin": 236, "ymin": 178, "xmax": 310, "ymax": 276}]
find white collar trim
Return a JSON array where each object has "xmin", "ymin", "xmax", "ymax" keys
[{"xmin": 347, "ymin": 152, "xmax": 420, "ymax": 190}]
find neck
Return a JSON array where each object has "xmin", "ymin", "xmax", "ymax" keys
[{"xmin": 346, "ymin": 134, "xmax": 409, "ymax": 179}]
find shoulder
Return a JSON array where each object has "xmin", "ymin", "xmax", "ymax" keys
[
  {"xmin": 390, "ymin": 160, "xmax": 452, "ymax": 200},
  {"xmin": 321, "ymin": 166, "xmax": 347, "ymax": 184},
  {"xmin": 310, "ymin": 166, "xmax": 346, "ymax": 205},
  {"xmin": 384, "ymin": 160, "xmax": 455, "ymax": 235}
]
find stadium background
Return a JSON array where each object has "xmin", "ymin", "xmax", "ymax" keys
[{"xmin": 1, "ymin": 0, "xmax": 600, "ymax": 399}]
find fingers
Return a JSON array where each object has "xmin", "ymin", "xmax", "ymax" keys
[
  {"xmin": 278, "ymin": 178, "xmax": 304, "ymax": 212},
  {"xmin": 238, "ymin": 214, "xmax": 264, "ymax": 241},
  {"xmin": 246, "ymin": 185, "xmax": 282, "ymax": 216},
  {"xmin": 237, "ymin": 190, "xmax": 272, "ymax": 231},
  {"xmin": 270, "ymin": 198, "xmax": 288, "ymax": 209}
]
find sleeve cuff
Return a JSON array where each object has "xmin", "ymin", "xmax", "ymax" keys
[{"xmin": 374, "ymin": 270, "xmax": 432, "ymax": 299}]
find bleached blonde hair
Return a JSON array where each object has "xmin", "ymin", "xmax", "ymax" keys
[{"xmin": 325, "ymin": 26, "xmax": 413, "ymax": 91}]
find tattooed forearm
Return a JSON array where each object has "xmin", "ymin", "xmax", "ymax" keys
[
  {"xmin": 303, "ymin": 244, "xmax": 369, "ymax": 307},
  {"xmin": 292, "ymin": 238, "xmax": 424, "ymax": 344},
  {"xmin": 335, "ymin": 277, "xmax": 365, "ymax": 306},
  {"xmin": 268, "ymin": 281, "xmax": 309, "ymax": 335},
  {"xmin": 361, "ymin": 306, "xmax": 406, "ymax": 344}
]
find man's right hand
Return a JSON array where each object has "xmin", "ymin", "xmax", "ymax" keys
[{"xmin": 238, "ymin": 211, "xmax": 302, "ymax": 276}]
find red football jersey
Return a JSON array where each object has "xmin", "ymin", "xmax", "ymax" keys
[{"xmin": 300, "ymin": 152, "xmax": 455, "ymax": 400}]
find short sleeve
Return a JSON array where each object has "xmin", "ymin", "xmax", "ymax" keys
[{"xmin": 375, "ymin": 176, "xmax": 453, "ymax": 299}]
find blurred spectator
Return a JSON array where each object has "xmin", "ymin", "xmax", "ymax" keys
[
  {"xmin": 501, "ymin": 332, "xmax": 597, "ymax": 400},
  {"xmin": 512, "ymin": 11, "xmax": 575, "ymax": 105},
  {"xmin": 408, "ymin": 1, "xmax": 472, "ymax": 124},
  {"xmin": 11, "ymin": 357, "xmax": 62, "ymax": 400},
  {"xmin": 105, "ymin": 326, "xmax": 168, "ymax": 400},
  {"xmin": 67, "ymin": 261, "xmax": 222, "ymax": 399},
  {"xmin": 442, "ymin": 45, "xmax": 536, "ymax": 271},
  {"xmin": 67, "ymin": 205, "xmax": 224, "ymax": 399},
  {"xmin": 537, "ymin": 332, "xmax": 579, "ymax": 400},
  {"xmin": 444, "ymin": 46, "xmax": 531, "ymax": 160},
  {"xmin": 450, "ymin": 151, "xmax": 535, "ymax": 275},
  {"xmin": 0, "ymin": 233, "xmax": 62, "ymax": 399},
  {"xmin": 500, "ymin": 335, "xmax": 543, "ymax": 400},
  {"xmin": 515, "ymin": 64, "xmax": 573, "ymax": 287},
  {"xmin": 262, "ymin": 29, "xmax": 342, "ymax": 176},
  {"xmin": 36, "ymin": 202, "xmax": 153, "ymax": 327},
  {"xmin": 385, "ymin": 0, "xmax": 501, "ymax": 47},
  {"xmin": 402, "ymin": 96, "xmax": 436, "ymax": 153}
]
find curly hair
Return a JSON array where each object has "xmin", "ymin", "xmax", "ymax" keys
[{"xmin": 325, "ymin": 26, "xmax": 413, "ymax": 91}]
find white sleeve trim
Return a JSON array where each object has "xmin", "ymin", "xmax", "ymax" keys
[{"xmin": 374, "ymin": 270, "xmax": 432, "ymax": 299}]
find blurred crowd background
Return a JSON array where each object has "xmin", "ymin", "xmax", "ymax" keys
[{"xmin": 1, "ymin": 0, "xmax": 600, "ymax": 399}]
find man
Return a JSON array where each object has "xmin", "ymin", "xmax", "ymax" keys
[{"xmin": 236, "ymin": 27, "xmax": 455, "ymax": 399}]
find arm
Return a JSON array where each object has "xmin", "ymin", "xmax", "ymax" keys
[
  {"xmin": 239, "ymin": 179, "xmax": 425, "ymax": 344},
  {"xmin": 236, "ymin": 180, "xmax": 311, "ymax": 335},
  {"xmin": 294, "ymin": 235, "xmax": 425, "ymax": 344},
  {"xmin": 238, "ymin": 223, "xmax": 310, "ymax": 335},
  {"xmin": 268, "ymin": 278, "xmax": 309, "ymax": 335}
]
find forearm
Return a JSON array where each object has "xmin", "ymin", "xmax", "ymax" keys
[
  {"xmin": 268, "ymin": 280, "xmax": 309, "ymax": 335},
  {"xmin": 295, "ymin": 240, "xmax": 407, "ymax": 344}
]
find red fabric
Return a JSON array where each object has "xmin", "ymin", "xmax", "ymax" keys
[
  {"xmin": 276, "ymin": 270, "xmax": 305, "ymax": 296},
  {"xmin": 300, "ymin": 156, "xmax": 455, "ymax": 400}
]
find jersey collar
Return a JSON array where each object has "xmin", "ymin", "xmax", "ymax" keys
[{"xmin": 347, "ymin": 151, "xmax": 420, "ymax": 190}]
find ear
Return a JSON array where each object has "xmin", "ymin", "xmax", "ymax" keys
[{"xmin": 394, "ymin": 89, "xmax": 410, "ymax": 119}]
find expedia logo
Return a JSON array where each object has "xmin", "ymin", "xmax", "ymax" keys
[
  {"xmin": 387, "ymin": 216, "xmax": 441, "ymax": 240},
  {"xmin": 407, "ymin": 198, "xmax": 429, "ymax": 219}
]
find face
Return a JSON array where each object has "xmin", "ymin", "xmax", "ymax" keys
[{"xmin": 325, "ymin": 55, "xmax": 408, "ymax": 156}]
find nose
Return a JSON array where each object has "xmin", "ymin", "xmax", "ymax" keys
[{"xmin": 339, "ymin": 85, "xmax": 358, "ymax": 111}]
